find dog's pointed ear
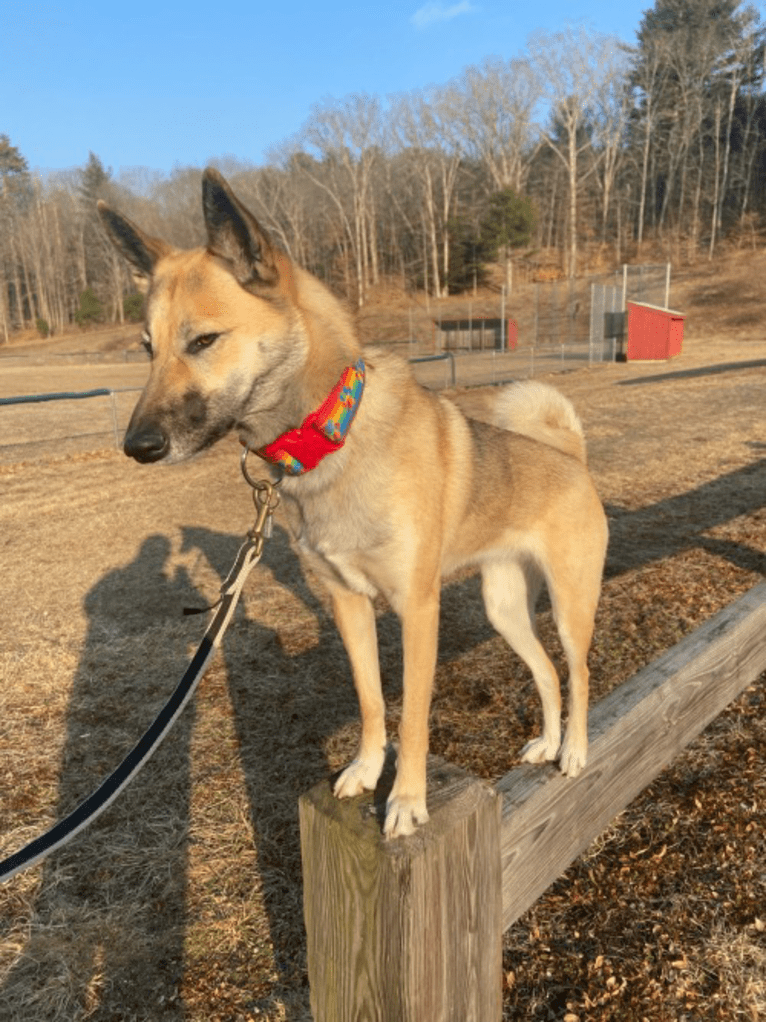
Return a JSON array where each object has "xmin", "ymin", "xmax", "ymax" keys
[
  {"xmin": 202, "ymin": 168, "xmax": 278, "ymax": 286},
  {"xmin": 97, "ymin": 202, "xmax": 171, "ymax": 277}
]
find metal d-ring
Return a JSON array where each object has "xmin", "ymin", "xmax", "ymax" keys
[
  {"xmin": 240, "ymin": 444, "xmax": 261, "ymax": 488},
  {"xmin": 240, "ymin": 444, "xmax": 284, "ymax": 490}
]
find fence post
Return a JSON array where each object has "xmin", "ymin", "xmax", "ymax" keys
[
  {"xmin": 109, "ymin": 391, "xmax": 120, "ymax": 449},
  {"xmin": 299, "ymin": 755, "xmax": 502, "ymax": 1022},
  {"xmin": 501, "ymin": 285, "xmax": 506, "ymax": 354}
]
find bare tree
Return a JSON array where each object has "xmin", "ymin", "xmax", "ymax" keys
[
  {"xmin": 391, "ymin": 89, "xmax": 463, "ymax": 297},
  {"xmin": 734, "ymin": 32, "xmax": 766, "ymax": 231},
  {"xmin": 627, "ymin": 0, "xmax": 765, "ymax": 254},
  {"xmin": 528, "ymin": 27, "xmax": 624, "ymax": 277},
  {"xmin": 709, "ymin": 7, "xmax": 762, "ymax": 256},
  {"xmin": 625, "ymin": 30, "xmax": 673, "ymax": 248},
  {"xmin": 592, "ymin": 49, "xmax": 632, "ymax": 250},
  {"xmin": 300, "ymin": 94, "xmax": 385, "ymax": 305},
  {"xmin": 446, "ymin": 56, "xmax": 540, "ymax": 194}
]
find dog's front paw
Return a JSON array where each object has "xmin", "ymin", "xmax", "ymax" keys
[
  {"xmin": 558, "ymin": 733, "xmax": 587, "ymax": 777},
  {"xmin": 333, "ymin": 749, "xmax": 386, "ymax": 799},
  {"xmin": 383, "ymin": 793, "xmax": 429, "ymax": 839},
  {"xmin": 520, "ymin": 733, "xmax": 560, "ymax": 765}
]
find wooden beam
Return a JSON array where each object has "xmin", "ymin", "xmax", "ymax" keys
[
  {"xmin": 497, "ymin": 581, "xmax": 766, "ymax": 932},
  {"xmin": 300, "ymin": 756, "xmax": 502, "ymax": 1022}
]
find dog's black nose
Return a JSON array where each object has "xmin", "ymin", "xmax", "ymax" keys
[{"xmin": 124, "ymin": 427, "xmax": 169, "ymax": 463}]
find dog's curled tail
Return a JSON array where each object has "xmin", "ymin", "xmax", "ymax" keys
[{"xmin": 494, "ymin": 380, "xmax": 587, "ymax": 463}]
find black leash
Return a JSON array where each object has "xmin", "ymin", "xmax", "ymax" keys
[{"xmin": 0, "ymin": 457, "xmax": 280, "ymax": 884}]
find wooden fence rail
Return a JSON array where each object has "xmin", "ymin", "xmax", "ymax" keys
[{"xmin": 299, "ymin": 581, "xmax": 766, "ymax": 1021}]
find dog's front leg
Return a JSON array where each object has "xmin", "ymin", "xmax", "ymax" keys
[
  {"xmin": 332, "ymin": 588, "xmax": 388, "ymax": 798},
  {"xmin": 384, "ymin": 587, "xmax": 440, "ymax": 838}
]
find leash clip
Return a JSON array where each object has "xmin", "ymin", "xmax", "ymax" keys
[
  {"xmin": 240, "ymin": 445, "xmax": 282, "ymax": 551},
  {"xmin": 249, "ymin": 479, "xmax": 281, "ymax": 547}
]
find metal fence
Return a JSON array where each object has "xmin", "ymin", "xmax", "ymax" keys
[
  {"xmin": 622, "ymin": 263, "xmax": 671, "ymax": 309},
  {"xmin": 589, "ymin": 285, "xmax": 625, "ymax": 362},
  {"xmin": 405, "ymin": 262, "xmax": 672, "ymax": 387},
  {"xmin": 1, "ymin": 358, "xmax": 555, "ymax": 459},
  {"xmin": 0, "ymin": 349, "xmax": 148, "ymax": 367},
  {"xmin": 409, "ymin": 347, "xmax": 594, "ymax": 390},
  {"xmin": 0, "ymin": 387, "xmax": 142, "ymax": 462}
]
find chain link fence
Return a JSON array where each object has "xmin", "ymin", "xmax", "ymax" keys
[{"xmin": 408, "ymin": 263, "xmax": 672, "ymax": 388}]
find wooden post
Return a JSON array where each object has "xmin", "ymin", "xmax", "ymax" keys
[{"xmin": 299, "ymin": 755, "xmax": 502, "ymax": 1022}]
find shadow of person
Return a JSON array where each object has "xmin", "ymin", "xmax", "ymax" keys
[{"xmin": 0, "ymin": 535, "xmax": 199, "ymax": 1021}]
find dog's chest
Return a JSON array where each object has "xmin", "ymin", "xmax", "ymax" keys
[{"xmin": 281, "ymin": 490, "xmax": 387, "ymax": 598}]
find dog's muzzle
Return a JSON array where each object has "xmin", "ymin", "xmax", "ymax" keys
[{"xmin": 124, "ymin": 425, "xmax": 170, "ymax": 463}]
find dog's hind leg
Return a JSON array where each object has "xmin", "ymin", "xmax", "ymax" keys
[
  {"xmin": 481, "ymin": 558, "xmax": 563, "ymax": 766},
  {"xmin": 548, "ymin": 561, "xmax": 602, "ymax": 777},
  {"xmin": 331, "ymin": 588, "xmax": 388, "ymax": 799}
]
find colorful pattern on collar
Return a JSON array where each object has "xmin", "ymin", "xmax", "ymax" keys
[{"xmin": 257, "ymin": 359, "xmax": 365, "ymax": 476}]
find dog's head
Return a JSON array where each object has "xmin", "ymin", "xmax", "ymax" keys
[{"xmin": 98, "ymin": 170, "xmax": 307, "ymax": 463}]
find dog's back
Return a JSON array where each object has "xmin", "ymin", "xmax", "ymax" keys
[{"xmin": 493, "ymin": 380, "xmax": 587, "ymax": 464}]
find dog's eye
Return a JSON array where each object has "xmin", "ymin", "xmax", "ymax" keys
[
  {"xmin": 141, "ymin": 332, "xmax": 153, "ymax": 358},
  {"xmin": 187, "ymin": 332, "xmax": 221, "ymax": 355}
]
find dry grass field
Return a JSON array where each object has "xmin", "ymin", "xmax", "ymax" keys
[{"xmin": 0, "ymin": 259, "xmax": 765, "ymax": 1020}]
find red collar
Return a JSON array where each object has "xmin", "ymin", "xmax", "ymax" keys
[{"xmin": 255, "ymin": 359, "xmax": 366, "ymax": 476}]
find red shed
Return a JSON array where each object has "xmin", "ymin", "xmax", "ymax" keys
[{"xmin": 626, "ymin": 301, "xmax": 685, "ymax": 360}]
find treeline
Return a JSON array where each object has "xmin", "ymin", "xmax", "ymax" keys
[{"xmin": 1, "ymin": 0, "xmax": 764, "ymax": 339}]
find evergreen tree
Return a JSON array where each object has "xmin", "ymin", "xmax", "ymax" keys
[
  {"xmin": 77, "ymin": 152, "xmax": 115, "ymax": 304},
  {"xmin": 74, "ymin": 286, "xmax": 104, "ymax": 327},
  {"xmin": 479, "ymin": 189, "xmax": 535, "ymax": 291},
  {"xmin": 0, "ymin": 135, "xmax": 31, "ymax": 205},
  {"xmin": 480, "ymin": 189, "xmax": 535, "ymax": 252},
  {"xmin": 445, "ymin": 217, "xmax": 493, "ymax": 293},
  {"xmin": 0, "ymin": 137, "xmax": 32, "ymax": 341},
  {"xmin": 78, "ymin": 151, "xmax": 112, "ymax": 202}
]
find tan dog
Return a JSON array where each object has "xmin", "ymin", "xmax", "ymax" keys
[{"xmin": 98, "ymin": 170, "xmax": 608, "ymax": 838}]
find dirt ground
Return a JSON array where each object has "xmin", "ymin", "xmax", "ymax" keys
[{"xmin": 0, "ymin": 292, "xmax": 764, "ymax": 1019}]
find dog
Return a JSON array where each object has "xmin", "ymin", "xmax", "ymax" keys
[{"xmin": 97, "ymin": 170, "xmax": 608, "ymax": 838}]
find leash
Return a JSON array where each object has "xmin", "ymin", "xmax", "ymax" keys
[{"xmin": 0, "ymin": 451, "xmax": 280, "ymax": 884}]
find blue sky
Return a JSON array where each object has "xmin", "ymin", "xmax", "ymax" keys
[{"xmin": 3, "ymin": 0, "xmax": 764, "ymax": 180}]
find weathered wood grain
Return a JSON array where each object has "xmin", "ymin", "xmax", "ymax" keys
[
  {"xmin": 497, "ymin": 581, "xmax": 766, "ymax": 932},
  {"xmin": 299, "ymin": 756, "xmax": 502, "ymax": 1022},
  {"xmin": 298, "ymin": 584, "xmax": 766, "ymax": 1017}
]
